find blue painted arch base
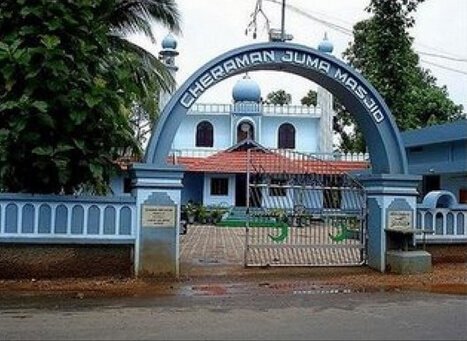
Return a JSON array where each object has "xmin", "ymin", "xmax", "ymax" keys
[
  {"xmin": 359, "ymin": 174, "xmax": 422, "ymax": 272},
  {"xmin": 129, "ymin": 163, "xmax": 184, "ymax": 277}
]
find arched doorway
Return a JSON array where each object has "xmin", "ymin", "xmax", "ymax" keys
[{"xmin": 237, "ymin": 121, "xmax": 255, "ymax": 143}]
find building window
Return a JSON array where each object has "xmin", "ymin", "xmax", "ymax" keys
[
  {"xmin": 459, "ymin": 189, "xmax": 467, "ymax": 204},
  {"xmin": 237, "ymin": 121, "xmax": 255, "ymax": 143},
  {"xmin": 323, "ymin": 189, "xmax": 342, "ymax": 209},
  {"xmin": 211, "ymin": 178, "xmax": 229, "ymax": 196},
  {"xmin": 123, "ymin": 177, "xmax": 132, "ymax": 193},
  {"xmin": 323, "ymin": 176, "xmax": 342, "ymax": 209},
  {"xmin": 196, "ymin": 121, "xmax": 214, "ymax": 147},
  {"xmin": 278, "ymin": 123, "xmax": 296, "ymax": 149},
  {"xmin": 422, "ymin": 175, "xmax": 440, "ymax": 197},
  {"xmin": 269, "ymin": 179, "xmax": 287, "ymax": 197},
  {"xmin": 409, "ymin": 147, "xmax": 423, "ymax": 152}
]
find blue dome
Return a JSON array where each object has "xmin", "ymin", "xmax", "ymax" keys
[
  {"xmin": 318, "ymin": 34, "xmax": 334, "ymax": 53},
  {"xmin": 232, "ymin": 76, "xmax": 261, "ymax": 102},
  {"xmin": 162, "ymin": 33, "xmax": 177, "ymax": 49}
]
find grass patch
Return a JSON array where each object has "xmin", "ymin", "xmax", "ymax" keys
[{"xmin": 216, "ymin": 220, "xmax": 288, "ymax": 228}]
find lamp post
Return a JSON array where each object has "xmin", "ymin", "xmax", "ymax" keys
[{"xmin": 281, "ymin": 0, "xmax": 286, "ymax": 41}]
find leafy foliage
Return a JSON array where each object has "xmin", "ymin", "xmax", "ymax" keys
[
  {"xmin": 265, "ymin": 89, "xmax": 292, "ymax": 105},
  {"xmin": 0, "ymin": 0, "xmax": 179, "ymax": 194},
  {"xmin": 332, "ymin": 99, "xmax": 366, "ymax": 153},
  {"xmin": 334, "ymin": 0, "xmax": 464, "ymax": 152},
  {"xmin": 109, "ymin": 0, "xmax": 180, "ymax": 41},
  {"xmin": 301, "ymin": 89, "xmax": 317, "ymax": 107}
]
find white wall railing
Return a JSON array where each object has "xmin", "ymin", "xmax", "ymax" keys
[
  {"xmin": 0, "ymin": 194, "xmax": 137, "ymax": 244},
  {"xmin": 189, "ymin": 103, "xmax": 232, "ymax": 114},
  {"xmin": 262, "ymin": 104, "xmax": 320, "ymax": 116},
  {"xmin": 416, "ymin": 207, "xmax": 467, "ymax": 243},
  {"xmin": 169, "ymin": 149, "xmax": 370, "ymax": 162},
  {"xmin": 310, "ymin": 152, "xmax": 370, "ymax": 162},
  {"xmin": 169, "ymin": 148, "xmax": 221, "ymax": 159},
  {"xmin": 188, "ymin": 103, "xmax": 322, "ymax": 116}
]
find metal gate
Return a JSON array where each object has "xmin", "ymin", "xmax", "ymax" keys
[{"xmin": 245, "ymin": 148, "xmax": 367, "ymax": 267}]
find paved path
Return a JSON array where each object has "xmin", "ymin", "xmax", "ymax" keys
[
  {"xmin": 180, "ymin": 225, "xmax": 245, "ymax": 266},
  {"xmin": 180, "ymin": 225, "xmax": 362, "ymax": 271}
]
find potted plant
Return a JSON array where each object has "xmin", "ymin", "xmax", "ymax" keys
[
  {"xmin": 197, "ymin": 205, "xmax": 209, "ymax": 224},
  {"xmin": 270, "ymin": 208, "xmax": 287, "ymax": 224},
  {"xmin": 184, "ymin": 202, "xmax": 198, "ymax": 224},
  {"xmin": 347, "ymin": 218, "xmax": 361, "ymax": 240},
  {"xmin": 210, "ymin": 208, "xmax": 223, "ymax": 224},
  {"xmin": 293, "ymin": 204, "xmax": 305, "ymax": 227}
]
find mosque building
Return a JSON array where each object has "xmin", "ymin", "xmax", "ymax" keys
[{"xmin": 156, "ymin": 34, "xmax": 369, "ymax": 207}]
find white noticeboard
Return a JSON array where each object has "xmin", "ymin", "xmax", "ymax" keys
[
  {"xmin": 141, "ymin": 205, "xmax": 176, "ymax": 228},
  {"xmin": 387, "ymin": 211, "xmax": 413, "ymax": 230}
]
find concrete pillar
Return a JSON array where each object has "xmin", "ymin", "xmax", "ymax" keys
[
  {"xmin": 317, "ymin": 86, "xmax": 333, "ymax": 154},
  {"xmin": 129, "ymin": 163, "xmax": 184, "ymax": 277},
  {"xmin": 360, "ymin": 174, "xmax": 421, "ymax": 272}
]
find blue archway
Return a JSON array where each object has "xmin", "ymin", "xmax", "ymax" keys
[{"xmin": 145, "ymin": 42, "xmax": 408, "ymax": 175}]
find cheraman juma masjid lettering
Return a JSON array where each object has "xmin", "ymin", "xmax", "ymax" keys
[{"xmin": 180, "ymin": 49, "xmax": 385, "ymax": 124}]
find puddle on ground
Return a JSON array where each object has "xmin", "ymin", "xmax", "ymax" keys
[
  {"xmin": 179, "ymin": 281, "xmax": 467, "ymax": 297},
  {"xmin": 178, "ymin": 282, "xmax": 366, "ymax": 297},
  {"xmin": 426, "ymin": 284, "xmax": 467, "ymax": 295},
  {"xmin": 292, "ymin": 288, "xmax": 353, "ymax": 295}
]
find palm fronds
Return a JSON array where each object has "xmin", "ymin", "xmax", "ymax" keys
[{"xmin": 110, "ymin": 0, "xmax": 181, "ymax": 41}]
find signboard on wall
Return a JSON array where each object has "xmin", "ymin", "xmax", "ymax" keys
[
  {"xmin": 387, "ymin": 211, "xmax": 413, "ymax": 230},
  {"xmin": 141, "ymin": 205, "xmax": 176, "ymax": 228}
]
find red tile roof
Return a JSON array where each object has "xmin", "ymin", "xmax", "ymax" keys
[
  {"xmin": 115, "ymin": 156, "xmax": 142, "ymax": 171},
  {"xmin": 169, "ymin": 150, "xmax": 369, "ymax": 175}
]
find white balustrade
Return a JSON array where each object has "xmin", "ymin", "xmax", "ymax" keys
[
  {"xmin": 188, "ymin": 103, "xmax": 322, "ymax": 116},
  {"xmin": 416, "ymin": 207, "xmax": 467, "ymax": 243},
  {"xmin": 0, "ymin": 194, "xmax": 137, "ymax": 243}
]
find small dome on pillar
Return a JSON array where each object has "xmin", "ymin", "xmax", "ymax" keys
[
  {"xmin": 162, "ymin": 33, "xmax": 177, "ymax": 49},
  {"xmin": 318, "ymin": 33, "xmax": 334, "ymax": 54}
]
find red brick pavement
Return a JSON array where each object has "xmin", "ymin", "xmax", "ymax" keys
[{"xmin": 180, "ymin": 225, "xmax": 245, "ymax": 267}]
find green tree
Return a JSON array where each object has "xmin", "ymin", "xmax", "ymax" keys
[
  {"xmin": 109, "ymin": 0, "xmax": 180, "ymax": 152},
  {"xmin": 266, "ymin": 89, "xmax": 292, "ymax": 105},
  {"xmin": 0, "ymin": 0, "xmax": 180, "ymax": 194},
  {"xmin": 332, "ymin": 99, "xmax": 366, "ymax": 153},
  {"xmin": 334, "ymin": 0, "xmax": 463, "ymax": 152},
  {"xmin": 301, "ymin": 89, "xmax": 317, "ymax": 107}
]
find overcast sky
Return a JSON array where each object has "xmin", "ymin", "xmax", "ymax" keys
[{"xmin": 130, "ymin": 0, "xmax": 467, "ymax": 109}]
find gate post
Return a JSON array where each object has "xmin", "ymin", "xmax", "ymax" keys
[
  {"xmin": 129, "ymin": 163, "xmax": 184, "ymax": 277},
  {"xmin": 360, "ymin": 174, "xmax": 421, "ymax": 272}
]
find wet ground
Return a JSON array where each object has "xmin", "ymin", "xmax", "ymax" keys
[
  {"xmin": 1, "ymin": 288, "xmax": 466, "ymax": 340},
  {"xmin": 0, "ymin": 262, "xmax": 465, "ymax": 302}
]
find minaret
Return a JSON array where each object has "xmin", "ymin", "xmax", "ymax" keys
[
  {"xmin": 317, "ymin": 33, "xmax": 334, "ymax": 155},
  {"xmin": 159, "ymin": 33, "xmax": 179, "ymax": 111}
]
